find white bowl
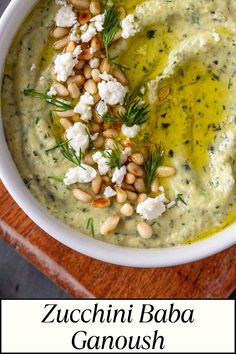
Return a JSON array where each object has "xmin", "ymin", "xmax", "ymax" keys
[{"xmin": 0, "ymin": 0, "xmax": 235, "ymax": 268}]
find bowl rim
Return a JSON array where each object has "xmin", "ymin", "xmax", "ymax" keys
[{"xmin": 0, "ymin": 0, "xmax": 235, "ymax": 268}]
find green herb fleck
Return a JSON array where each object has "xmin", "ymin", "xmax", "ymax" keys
[
  {"xmin": 48, "ymin": 176, "xmax": 64, "ymax": 183},
  {"xmin": 87, "ymin": 218, "xmax": 95, "ymax": 238},
  {"xmin": 176, "ymin": 194, "xmax": 187, "ymax": 206},
  {"xmin": 147, "ymin": 30, "xmax": 156, "ymax": 39}
]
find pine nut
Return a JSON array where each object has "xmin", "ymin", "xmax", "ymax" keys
[
  {"xmin": 92, "ymin": 197, "xmax": 111, "ymax": 208},
  {"xmin": 112, "ymin": 29, "xmax": 122, "ymax": 43},
  {"xmin": 53, "ymin": 82, "xmax": 69, "ymax": 97},
  {"xmin": 69, "ymin": 0, "xmax": 89, "ymax": 10},
  {"xmin": 130, "ymin": 152, "xmax": 144, "ymax": 165},
  {"xmin": 91, "ymin": 36, "xmax": 101, "ymax": 52},
  {"xmin": 72, "ymin": 114, "xmax": 80, "ymax": 123},
  {"xmin": 78, "ymin": 12, "xmax": 92, "ymax": 25},
  {"xmin": 134, "ymin": 178, "xmax": 146, "ymax": 193},
  {"xmin": 123, "ymin": 183, "xmax": 136, "ymax": 192},
  {"xmin": 68, "ymin": 83, "xmax": 80, "ymax": 99},
  {"xmin": 79, "ymin": 49, "xmax": 94, "ymax": 61},
  {"xmin": 93, "ymin": 135, "xmax": 105, "ymax": 149},
  {"xmin": 93, "ymin": 109, "xmax": 104, "ymax": 123},
  {"xmin": 137, "ymin": 222, "xmax": 153, "ymax": 239},
  {"xmin": 84, "ymin": 79, "xmax": 98, "ymax": 94},
  {"xmin": 103, "ymin": 129, "xmax": 119, "ymax": 138},
  {"xmin": 102, "ymin": 175, "xmax": 111, "ymax": 184},
  {"xmin": 158, "ymin": 86, "xmax": 170, "ymax": 102},
  {"xmin": 120, "ymin": 203, "xmax": 134, "ymax": 217},
  {"xmin": 60, "ymin": 118, "xmax": 72, "ymax": 130},
  {"xmin": 91, "ymin": 175, "xmax": 102, "ymax": 194},
  {"xmin": 91, "ymin": 122, "xmax": 100, "ymax": 133},
  {"xmin": 112, "ymin": 67, "xmax": 128, "ymax": 85},
  {"xmin": 83, "ymin": 64, "xmax": 92, "ymax": 79},
  {"xmin": 118, "ymin": 6, "xmax": 126, "ymax": 20},
  {"xmin": 127, "ymin": 162, "xmax": 144, "ymax": 177},
  {"xmin": 137, "ymin": 193, "xmax": 148, "ymax": 204},
  {"xmin": 92, "ymin": 68, "xmax": 101, "ymax": 83},
  {"xmin": 125, "ymin": 173, "xmax": 136, "ymax": 185},
  {"xmin": 126, "ymin": 190, "xmax": 138, "ymax": 202},
  {"xmin": 90, "ymin": 0, "xmax": 101, "ymax": 15},
  {"xmin": 157, "ymin": 166, "xmax": 176, "ymax": 177},
  {"xmin": 115, "ymin": 187, "xmax": 127, "ymax": 203},
  {"xmin": 56, "ymin": 110, "xmax": 74, "ymax": 117},
  {"xmin": 113, "ymin": 105, "xmax": 126, "ymax": 116},
  {"xmin": 73, "ymin": 188, "xmax": 92, "ymax": 203},
  {"xmin": 150, "ymin": 178, "xmax": 159, "ymax": 194},
  {"xmin": 53, "ymin": 83, "xmax": 69, "ymax": 97},
  {"xmin": 100, "ymin": 58, "xmax": 111, "ymax": 73},
  {"xmin": 75, "ymin": 60, "xmax": 85, "ymax": 70},
  {"xmin": 84, "ymin": 152, "xmax": 96, "ymax": 166},
  {"xmin": 100, "ymin": 215, "xmax": 120, "ymax": 236},
  {"xmin": 53, "ymin": 37, "xmax": 68, "ymax": 50},
  {"xmin": 120, "ymin": 138, "xmax": 132, "ymax": 149},
  {"xmin": 67, "ymin": 74, "xmax": 85, "ymax": 87},
  {"xmin": 66, "ymin": 41, "xmax": 76, "ymax": 53},
  {"xmin": 105, "ymin": 138, "xmax": 116, "ymax": 150},
  {"xmin": 52, "ymin": 27, "xmax": 69, "ymax": 39},
  {"xmin": 93, "ymin": 93, "xmax": 101, "ymax": 104}
]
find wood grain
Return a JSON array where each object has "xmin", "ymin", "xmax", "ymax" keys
[{"xmin": 0, "ymin": 182, "xmax": 235, "ymax": 298}]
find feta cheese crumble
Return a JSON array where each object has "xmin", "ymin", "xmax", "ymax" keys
[
  {"xmin": 98, "ymin": 81, "xmax": 127, "ymax": 105},
  {"xmin": 81, "ymin": 23, "xmax": 97, "ymax": 43},
  {"xmin": 96, "ymin": 101, "xmax": 108, "ymax": 116},
  {"xmin": 65, "ymin": 122, "xmax": 90, "ymax": 154},
  {"xmin": 89, "ymin": 58, "xmax": 100, "ymax": 69},
  {"xmin": 136, "ymin": 195, "xmax": 167, "ymax": 220},
  {"xmin": 74, "ymin": 92, "xmax": 95, "ymax": 121},
  {"xmin": 73, "ymin": 45, "xmax": 82, "ymax": 58},
  {"xmin": 64, "ymin": 164, "xmax": 97, "ymax": 185},
  {"xmin": 55, "ymin": 0, "xmax": 67, "ymax": 5},
  {"xmin": 47, "ymin": 85, "xmax": 57, "ymax": 97},
  {"xmin": 54, "ymin": 53, "xmax": 76, "ymax": 82},
  {"xmin": 69, "ymin": 23, "xmax": 80, "ymax": 42},
  {"xmin": 104, "ymin": 186, "xmax": 117, "ymax": 198},
  {"xmin": 121, "ymin": 147, "xmax": 132, "ymax": 164},
  {"xmin": 212, "ymin": 31, "xmax": 221, "ymax": 42},
  {"xmin": 92, "ymin": 150, "xmax": 111, "ymax": 175},
  {"xmin": 121, "ymin": 14, "xmax": 141, "ymax": 39},
  {"xmin": 90, "ymin": 14, "xmax": 105, "ymax": 32},
  {"xmin": 30, "ymin": 63, "xmax": 36, "ymax": 71},
  {"xmin": 55, "ymin": 5, "xmax": 77, "ymax": 28},
  {"xmin": 112, "ymin": 166, "xmax": 127, "ymax": 186},
  {"xmin": 121, "ymin": 124, "xmax": 141, "ymax": 138},
  {"xmin": 99, "ymin": 72, "xmax": 116, "ymax": 82}
]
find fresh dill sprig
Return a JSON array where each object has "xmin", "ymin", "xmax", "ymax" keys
[
  {"xmin": 103, "ymin": 97, "xmax": 149, "ymax": 127},
  {"xmin": 46, "ymin": 140, "xmax": 85, "ymax": 168},
  {"xmin": 102, "ymin": 4, "xmax": 121, "ymax": 59},
  {"xmin": 87, "ymin": 218, "xmax": 95, "ymax": 238},
  {"xmin": 101, "ymin": 142, "xmax": 122, "ymax": 169},
  {"xmin": 144, "ymin": 144, "xmax": 164, "ymax": 191},
  {"xmin": 176, "ymin": 194, "xmax": 187, "ymax": 206},
  {"xmin": 48, "ymin": 176, "xmax": 64, "ymax": 183},
  {"xmin": 24, "ymin": 89, "xmax": 73, "ymax": 111}
]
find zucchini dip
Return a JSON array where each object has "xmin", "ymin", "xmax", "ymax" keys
[{"xmin": 2, "ymin": 0, "xmax": 236, "ymax": 248}]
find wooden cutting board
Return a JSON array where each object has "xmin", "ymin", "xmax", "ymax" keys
[{"xmin": 0, "ymin": 181, "xmax": 235, "ymax": 298}]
